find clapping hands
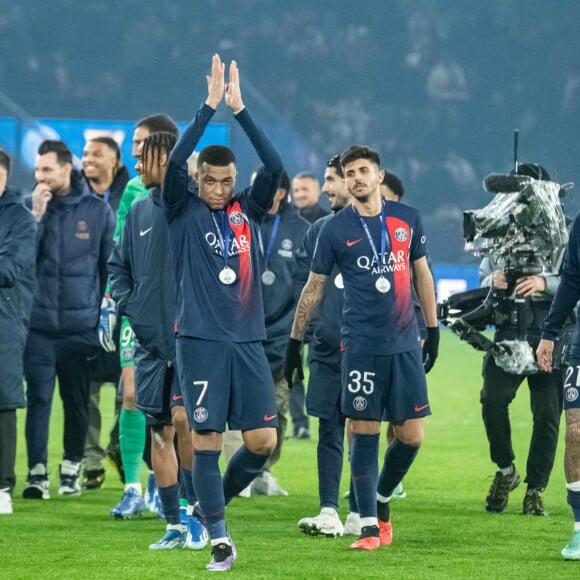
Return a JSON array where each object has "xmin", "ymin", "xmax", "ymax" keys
[{"xmin": 205, "ymin": 54, "xmax": 244, "ymax": 114}]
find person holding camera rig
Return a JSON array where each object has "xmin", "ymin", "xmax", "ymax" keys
[{"xmin": 480, "ymin": 163, "xmax": 564, "ymax": 517}]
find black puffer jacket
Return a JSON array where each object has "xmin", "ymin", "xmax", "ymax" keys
[
  {"xmin": 29, "ymin": 172, "xmax": 115, "ymax": 336},
  {"xmin": 0, "ymin": 188, "xmax": 36, "ymax": 409}
]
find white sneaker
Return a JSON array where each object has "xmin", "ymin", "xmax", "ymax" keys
[
  {"xmin": 58, "ymin": 459, "xmax": 81, "ymax": 496},
  {"xmin": 343, "ymin": 512, "xmax": 361, "ymax": 536},
  {"xmin": 0, "ymin": 488, "xmax": 13, "ymax": 514},
  {"xmin": 298, "ymin": 507, "xmax": 344, "ymax": 537},
  {"xmin": 392, "ymin": 482, "xmax": 407, "ymax": 499},
  {"xmin": 252, "ymin": 471, "xmax": 288, "ymax": 496},
  {"xmin": 238, "ymin": 483, "xmax": 252, "ymax": 498}
]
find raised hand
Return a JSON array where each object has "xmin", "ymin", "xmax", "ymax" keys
[
  {"xmin": 225, "ymin": 60, "xmax": 244, "ymax": 113},
  {"xmin": 205, "ymin": 53, "xmax": 225, "ymax": 110},
  {"xmin": 31, "ymin": 183, "xmax": 52, "ymax": 222}
]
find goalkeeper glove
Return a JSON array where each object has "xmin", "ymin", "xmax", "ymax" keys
[{"xmin": 98, "ymin": 296, "xmax": 117, "ymax": 352}]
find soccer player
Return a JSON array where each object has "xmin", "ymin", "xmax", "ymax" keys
[
  {"xmin": 249, "ymin": 170, "xmax": 309, "ymax": 496},
  {"xmin": 106, "ymin": 114, "xmax": 179, "ymax": 517},
  {"xmin": 285, "ymin": 145, "xmax": 439, "ymax": 551},
  {"xmin": 108, "ymin": 131, "xmax": 207, "ymax": 550},
  {"xmin": 296, "ymin": 154, "xmax": 353, "ymax": 536},
  {"xmin": 163, "ymin": 55, "xmax": 283, "ymax": 571},
  {"xmin": 537, "ymin": 212, "xmax": 580, "ymax": 559}
]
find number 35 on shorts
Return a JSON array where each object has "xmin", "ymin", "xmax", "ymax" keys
[{"xmin": 347, "ymin": 370, "xmax": 375, "ymax": 395}]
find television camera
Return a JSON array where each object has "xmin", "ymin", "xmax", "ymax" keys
[{"xmin": 437, "ymin": 132, "xmax": 570, "ymax": 374}]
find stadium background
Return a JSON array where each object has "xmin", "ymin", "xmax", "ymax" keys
[{"xmin": 1, "ymin": 0, "xmax": 579, "ymax": 286}]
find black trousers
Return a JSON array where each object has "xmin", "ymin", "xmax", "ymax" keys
[
  {"xmin": 0, "ymin": 410, "xmax": 17, "ymax": 491},
  {"xmin": 23, "ymin": 329, "xmax": 98, "ymax": 469},
  {"xmin": 480, "ymin": 352, "xmax": 563, "ymax": 489}
]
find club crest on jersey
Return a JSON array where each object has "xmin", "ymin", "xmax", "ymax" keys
[
  {"xmin": 566, "ymin": 387, "xmax": 579, "ymax": 403},
  {"xmin": 193, "ymin": 407, "xmax": 208, "ymax": 423},
  {"xmin": 394, "ymin": 227, "xmax": 408, "ymax": 242},
  {"xmin": 75, "ymin": 220, "xmax": 90, "ymax": 240},
  {"xmin": 278, "ymin": 238, "xmax": 294, "ymax": 258},
  {"xmin": 353, "ymin": 396, "xmax": 367, "ymax": 411},
  {"xmin": 229, "ymin": 211, "xmax": 244, "ymax": 226}
]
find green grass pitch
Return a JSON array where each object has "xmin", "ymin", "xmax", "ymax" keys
[{"xmin": 1, "ymin": 330, "xmax": 578, "ymax": 578}]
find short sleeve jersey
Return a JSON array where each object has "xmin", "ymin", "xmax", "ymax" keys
[{"xmin": 311, "ymin": 200, "xmax": 427, "ymax": 355}]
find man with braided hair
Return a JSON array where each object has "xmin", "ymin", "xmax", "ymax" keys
[
  {"xmin": 108, "ymin": 131, "xmax": 207, "ymax": 551},
  {"xmin": 106, "ymin": 114, "xmax": 179, "ymax": 519}
]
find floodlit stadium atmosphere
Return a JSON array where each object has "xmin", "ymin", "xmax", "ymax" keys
[{"xmin": 1, "ymin": 1, "xmax": 580, "ymax": 577}]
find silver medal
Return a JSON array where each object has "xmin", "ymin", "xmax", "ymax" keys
[
  {"xmin": 334, "ymin": 273, "xmax": 344, "ymax": 289},
  {"xmin": 219, "ymin": 267, "xmax": 237, "ymax": 285},
  {"xmin": 375, "ymin": 276, "xmax": 391, "ymax": 294},
  {"xmin": 261, "ymin": 270, "xmax": 276, "ymax": 285}
]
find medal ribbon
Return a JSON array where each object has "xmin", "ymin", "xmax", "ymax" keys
[
  {"xmin": 353, "ymin": 199, "xmax": 390, "ymax": 270},
  {"xmin": 211, "ymin": 210, "xmax": 232, "ymax": 270},
  {"xmin": 258, "ymin": 214, "xmax": 281, "ymax": 271}
]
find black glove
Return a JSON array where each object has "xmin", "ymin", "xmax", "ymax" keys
[
  {"xmin": 284, "ymin": 338, "xmax": 304, "ymax": 388},
  {"xmin": 422, "ymin": 326, "xmax": 440, "ymax": 374}
]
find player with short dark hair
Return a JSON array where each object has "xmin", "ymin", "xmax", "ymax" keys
[
  {"xmin": 108, "ymin": 130, "xmax": 207, "ymax": 550},
  {"xmin": 163, "ymin": 54, "xmax": 284, "ymax": 572},
  {"xmin": 285, "ymin": 144, "xmax": 439, "ymax": 551}
]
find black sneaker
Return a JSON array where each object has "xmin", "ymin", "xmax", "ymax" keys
[
  {"xmin": 22, "ymin": 464, "xmax": 50, "ymax": 500},
  {"xmin": 485, "ymin": 468, "xmax": 520, "ymax": 512},
  {"xmin": 82, "ymin": 468, "xmax": 106, "ymax": 490},
  {"xmin": 206, "ymin": 542, "xmax": 235, "ymax": 572},
  {"xmin": 523, "ymin": 488, "xmax": 548, "ymax": 516},
  {"xmin": 106, "ymin": 448, "xmax": 125, "ymax": 484}
]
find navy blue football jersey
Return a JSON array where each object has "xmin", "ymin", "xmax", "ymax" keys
[{"xmin": 311, "ymin": 200, "xmax": 427, "ymax": 355}]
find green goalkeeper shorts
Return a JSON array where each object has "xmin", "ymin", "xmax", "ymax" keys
[{"xmin": 119, "ymin": 316, "xmax": 135, "ymax": 367}]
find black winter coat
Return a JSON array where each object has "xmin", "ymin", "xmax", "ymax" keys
[
  {"xmin": 0, "ymin": 188, "xmax": 36, "ymax": 409},
  {"xmin": 29, "ymin": 173, "xmax": 115, "ymax": 336}
]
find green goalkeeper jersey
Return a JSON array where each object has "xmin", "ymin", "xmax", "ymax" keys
[{"xmin": 113, "ymin": 175, "xmax": 149, "ymax": 243}]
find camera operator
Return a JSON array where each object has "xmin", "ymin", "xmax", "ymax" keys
[{"xmin": 480, "ymin": 163, "xmax": 563, "ymax": 517}]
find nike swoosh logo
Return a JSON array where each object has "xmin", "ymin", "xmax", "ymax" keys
[
  {"xmin": 140, "ymin": 227, "xmax": 152, "ymax": 236},
  {"xmin": 414, "ymin": 404, "xmax": 430, "ymax": 412},
  {"xmin": 172, "ymin": 394, "xmax": 183, "ymax": 401},
  {"xmin": 346, "ymin": 239, "xmax": 362, "ymax": 247},
  {"xmin": 263, "ymin": 414, "xmax": 277, "ymax": 422}
]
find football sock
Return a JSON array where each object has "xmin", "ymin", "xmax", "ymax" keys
[
  {"xmin": 158, "ymin": 483, "xmax": 181, "ymax": 526},
  {"xmin": 566, "ymin": 486, "xmax": 580, "ymax": 530},
  {"xmin": 377, "ymin": 438, "xmax": 419, "ymax": 500},
  {"xmin": 348, "ymin": 476, "xmax": 358, "ymax": 513},
  {"xmin": 376, "ymin": 496, "xmax": 390, "ymax": 522},
  {"xmin": 223, "ymin": 445, "xmax": 269, "ymax": 505},
  {"xmin": 192, "ymin": 449, "xmax": 227, "ymax": 540},
  {"xmin": 119, "ymin": 408, "xmax": 146, "ymax": 485},
  {"xmin": 350, "ymin": 433, "xmax": 379, "ymax": 518},
  {"xmin": 499, "ymin": 464, "xmax": 514, "ymax": 477},
  {"xmin": 180, "ymin": 467, "xmax": 197, "ymax": 505}
]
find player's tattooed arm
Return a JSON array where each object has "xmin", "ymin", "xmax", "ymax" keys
[
  {"xmin": 290, "ymin": 272, "xmax": 328, "ymax": 341},
  {"xmin": 565, "ymin": 408, "xmax": 580, "ymax": 483}
]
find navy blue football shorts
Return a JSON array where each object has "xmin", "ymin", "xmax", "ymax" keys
[
  {"xmin": 341, "ymin": 348, "xmax": 430, "ymax": 422},
  {"xmin": 134, "ymin": 344, "xmax": 183, "ymax": 427},
  {"xmin": 306, "ymin": 355, "xmax": 342, "ymax": 419},
  {"xmin": 563, "ymin": 357, "xmax": 580, "ymax": 410},
  {"xmin": 176, "ymin": 336, "xmax": 278, "ymax": 433}
]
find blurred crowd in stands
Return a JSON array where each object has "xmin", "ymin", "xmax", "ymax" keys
[{"xmin": 1, "ymin": 0, "xmax": 579, "ymax": 262}]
